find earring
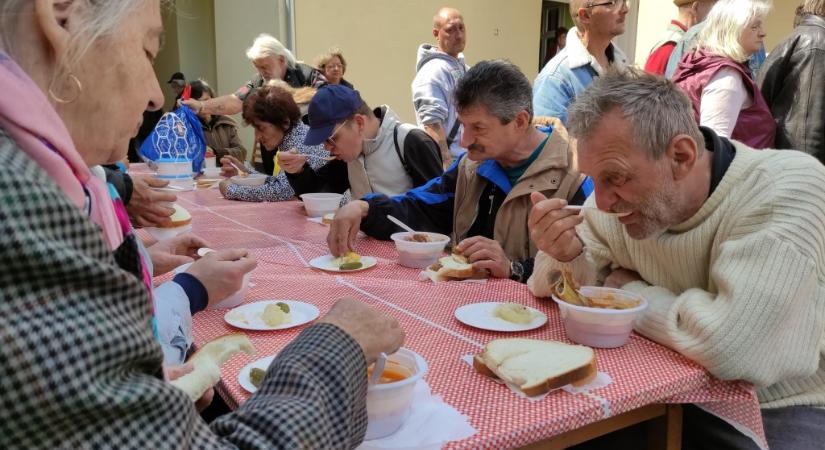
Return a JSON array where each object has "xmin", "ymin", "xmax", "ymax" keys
[{"xmin": 48, "ymin": 73, "xmax": 83, "ymax": 104}]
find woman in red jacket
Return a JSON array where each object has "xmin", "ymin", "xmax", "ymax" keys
[{"xmin": 672, "ymin": 0, "xmax": 775, "ymax": 149}]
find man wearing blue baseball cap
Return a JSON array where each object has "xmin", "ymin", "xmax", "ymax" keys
[
  {"xmin": 278, "ymin": 84, "xmax": 443, "ymax": 200},
  {"xmin": 328, "ymin": 60, "xmax": 591, "ymax": 284}
]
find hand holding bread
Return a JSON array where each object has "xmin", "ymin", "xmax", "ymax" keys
[{"xmin": 455, "ymin": 236, "xmax": 511, "ymax": 278}]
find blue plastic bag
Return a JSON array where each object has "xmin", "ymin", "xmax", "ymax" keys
[{"xmin": 138, "ymin": 105, "xmax": 206, "ymax": 173}]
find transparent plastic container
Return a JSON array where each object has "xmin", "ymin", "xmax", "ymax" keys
[
  {"xmin": 390, "ymin": 232, "xmax": 450, "ymax": 268},
  {"xmin": 365, "ymin": 348, "xmax": 428, "ymax": 440},
  {"xmin": 300, "ymin": 193, "xmax": 343, "ymax": 217}
]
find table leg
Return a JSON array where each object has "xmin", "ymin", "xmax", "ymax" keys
[{"xmin": 647, "ymin": 404, "xmax": 683, "ymax": 450}]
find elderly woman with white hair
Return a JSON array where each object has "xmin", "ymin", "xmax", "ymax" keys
[
  {"xmin": 181, "ymin": 33, "xmax": 323, "ymax": 118},
  {"xmin": 672, "ymin": 0, "xmax": 776, "ymax": 149},
  {"xmin": 0, "ymin": 0, "xmax": 403, "ymax": 448}
]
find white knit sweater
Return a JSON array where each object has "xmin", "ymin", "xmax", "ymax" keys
[{"xmin": 528, "ymin": 143, "xmax": 825, "ymax": 409}]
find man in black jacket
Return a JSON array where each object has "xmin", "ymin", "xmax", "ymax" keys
[{"xmin": 758, "ymin": 0, "xmax": 825, "ymax": 160}]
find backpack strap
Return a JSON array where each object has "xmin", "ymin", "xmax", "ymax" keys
[{"xmin": 392, "ymin": 124, "xmax": 412, "ymax": 177}]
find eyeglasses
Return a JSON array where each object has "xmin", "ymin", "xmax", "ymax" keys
[
  {"xmin": 586, "ymin": 0, "xmax": 629, "ymax": 10},
  {"xmin": 325, "ymin": 63, "xmax": 344, "ymax": 70},
  {"xmin": 324, "ymin": 119, "xmax": 350, "ymax": 147}
]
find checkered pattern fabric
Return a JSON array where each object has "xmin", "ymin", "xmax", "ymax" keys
[
  {"xmin": 0, "ymin": 131, "xmax": 368, "ymax": 449},
  {"xmin": 138, "ymin": 160, "xmax": 767, "ymax": 449}
]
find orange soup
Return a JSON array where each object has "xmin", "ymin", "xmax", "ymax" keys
[{"xmin": 367, "ymin": 361, "xmax": 412, "ymax": 384}]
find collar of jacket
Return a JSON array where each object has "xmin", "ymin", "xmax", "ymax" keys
[
  {"xmin": 465, "ymin": 125, "xmax": 572, "ymax": 196},
  {"xmin": 362, "ymin": 105, "xmax": 399, "ymax": 157},
  {"xmin": 800, "ymin": 14, "xmax": 825, "ymax": 30},
  {"xmin": 565, "ymin": 26, "xmax": 627, "ymax": 72}
]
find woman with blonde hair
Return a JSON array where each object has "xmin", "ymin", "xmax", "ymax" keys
[
  {"xmin": 315, "ymin": 47, "xmax": 354, "ymax": 88},
  {"xmin": 673, "ymin": 0, "xmax": 775, "ymax": 148}
]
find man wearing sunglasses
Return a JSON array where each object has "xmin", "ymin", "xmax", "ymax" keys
[
  {"xmin": 279, "ymin": 84, "xmax": 443, "ymax": 201},
  {"xmin": 533, "ymin": 0, "xmax": 629, "ymax": 124}
]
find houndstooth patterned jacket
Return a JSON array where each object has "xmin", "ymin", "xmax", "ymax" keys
[{"xmin": 0, "ymin": 129, "xmax": 368, "ymax": 449}]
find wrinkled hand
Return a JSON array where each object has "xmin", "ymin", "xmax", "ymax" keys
[
  {"xmin": 278, "ymin": 149, "xmax": 308, "ymax": 174},
  {"xmin": 178, "ymin": 98, "xmax": 202, "ymax": 113},
  {"xmin": 320, "ymin": 297, "xmax": 405, "ymax": 364},
  {"xmin": 327, "ymin": 201, "xmax": 368, "ymax": 257},
  {"xmin": 127, "ymin": 174, "xmax": 176, "ymax": 228},
  {"xmin": 604, "ymin": 268, "xmax": 643, "ymax": 289},
  {"xmin": 528, "ymin": 192, "xmax": 584, "ymax": 262},
  {"xmin": 455, "ymin": 236, "xmax": 510, "ymax": 278},
  {"xmin": 147, "ymin": 233, "xmax": 210, "ymax": 276},
  {"xmin": 220, "ymin": 155, "xmax": 245, "ymax": 177},
  {"xmin": 184, "ymin": 249, "xmax": 257, "ymax": 308},
  {"xmin": 164, "ymin": 363, "xmax": 214, "ymax": 411}
]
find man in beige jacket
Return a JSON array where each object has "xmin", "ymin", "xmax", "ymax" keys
[
  {"xmin": 330, "ymin": 60, "xmax": 590, "ymax": 283},
  {"xmin": 528, "ymin": 69, "xmax": 825, "ymax": 448}
]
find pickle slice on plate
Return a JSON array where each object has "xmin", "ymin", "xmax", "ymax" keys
[{"xmin": 339, "ymin": 262, "xmax": 363, "ymax": 271}]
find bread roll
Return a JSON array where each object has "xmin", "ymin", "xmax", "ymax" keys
[{"xmin": 170, "ymin": 333, "xmax": 255, "ymax": 401}]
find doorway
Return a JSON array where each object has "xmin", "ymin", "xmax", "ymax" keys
[{"xmin": 539, "ymin": 1, "xmax": 571, "ymax": 70}]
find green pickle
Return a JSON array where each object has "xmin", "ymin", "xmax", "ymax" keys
[
  {"xmin": 276, "ymin": 302, "xmax": 290, "ymax": 313},
  {"xmin": 249, "ymin": 368, "xmax": 266, "ymax": 388},
  {"xmin": 339, "ymin": 262, "xmax": 363, "ymax": 271}
]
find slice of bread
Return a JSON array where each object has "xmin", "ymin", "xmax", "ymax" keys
[
  {"xmin": 425, "ymin": 253, "xmax": 488, "ymax": 282},
  {"xmin": 473, "ymin": 338, "xmax": 597, "ymax": 396},
  {"xmin": 170, "ymin": 333, "xmax": 254, "ymax": 401},
  {"xmin": 158, "ymin": 203, "xmax": 192, "ymax": 228}
]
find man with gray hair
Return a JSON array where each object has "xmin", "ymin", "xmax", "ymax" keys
[
  {"xmin": 331, "ymin": 60, "xmax": 591, "ymax": 283},
  {"xmin": 532, "ymin": 0, "xmax": 628, "ymax": 124},
  {"xmin": 181, "ymin": 33, "xmax": 321, "ymax": 117},
  {"xmin": 528, "ymin": 68, "xmax": 825, "ymax": 448}
]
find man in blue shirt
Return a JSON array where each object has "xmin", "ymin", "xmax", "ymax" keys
[{"xmin": 533, "ymin": 0, "xmax": 628, "ymax": 124}]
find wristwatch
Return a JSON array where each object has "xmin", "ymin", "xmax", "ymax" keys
[{"xmin": 509, "ymin": 260, "xmax": 524, "ymax": 282}]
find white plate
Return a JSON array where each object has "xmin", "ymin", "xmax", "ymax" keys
[
  {"xmin": 224, "ymin": 300, "xmax": 320, "ymax": 331},
  {"xmin": 309, "ymin": 255, "xmax": 377, "ymax": 272},
  {"xmin": 238, "ymin": 354, "xmax": 277, "ymax": 393},
  {"xmin": 454, "ymin": 302, "xmax": 548, "ymax": 332}
]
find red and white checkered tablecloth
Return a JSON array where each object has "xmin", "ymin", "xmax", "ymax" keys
[{"xmin": 137, "ymin": 166, "xmax": 767, "ymax": 449}]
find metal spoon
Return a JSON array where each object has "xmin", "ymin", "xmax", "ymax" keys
[
  {"xmin": 387, "ymin": 215, "xmax": 416, "ymax": 234},
  {"xmin": 369, "ymin": 352, "xmax": 388, "ymax": 385},
  {"xmin": 228, "ymin": 161, "xmax": 248, "ymax": 177},
  {"xmin": 563, "ymin": 205, "xmax": 631, "ymax": 217}
]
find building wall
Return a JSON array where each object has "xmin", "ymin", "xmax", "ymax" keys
[
  {"xmin": 176, "ymin": 0, "xmax": 217, "ymax": 90},
  {"xmin": 154, "ymin": 6, "xmax": 181, "ymax": 112},
  {"xmin": 294, "ymin": 0, "xmax": 542, "ymax": 124},
  {"xmin": 764, "ymin": 2, "xmax": 796, "ymax": 52}
]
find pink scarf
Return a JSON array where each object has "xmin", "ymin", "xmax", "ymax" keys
[{"xmin": 0, "ymin": 52, "xmax": 124, "ymax": 250}]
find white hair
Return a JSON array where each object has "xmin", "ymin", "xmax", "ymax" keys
[
  {"xmin": 697, "ymin": 0, "xmax": 772, "ymax": 62},
  {"xmin": 246, "ymin": 33, "xmax": 296, "ymax": 68},
  {"xmin": 1, "ymin": 0, "xmax": 151, "ymax": 70}
]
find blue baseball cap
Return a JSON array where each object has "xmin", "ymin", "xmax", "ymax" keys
[{"xmin": 303, "ymin": 84, "xmax": 363, "ymax": 146}]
